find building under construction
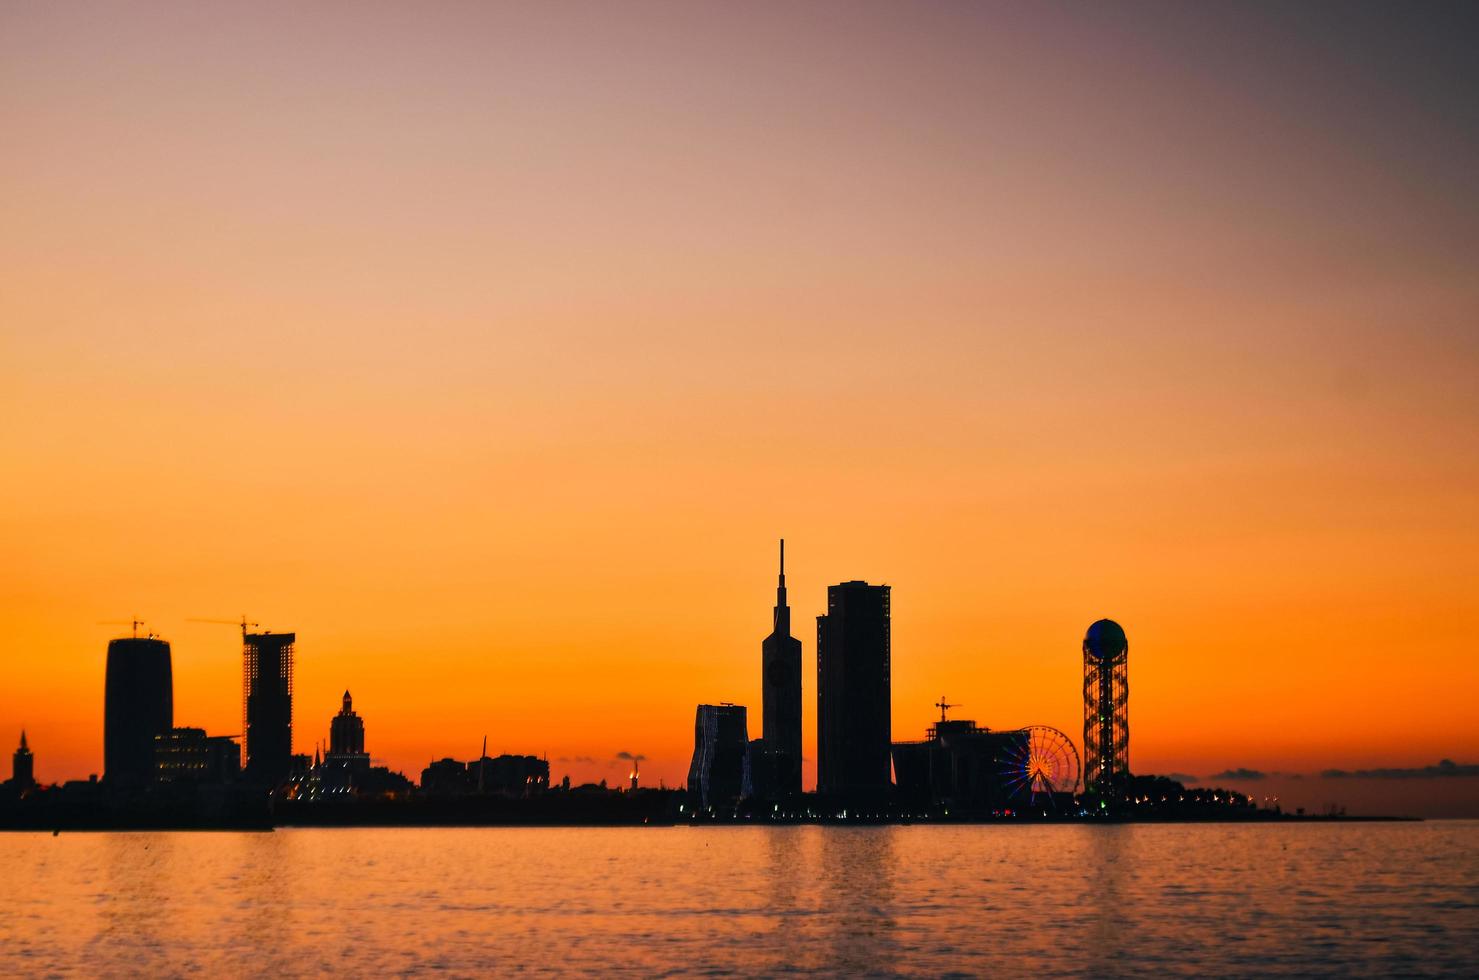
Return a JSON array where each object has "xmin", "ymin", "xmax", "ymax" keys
[
  {"xmin": 1083, "ymin": 619, "xmax": 1129, "ymax": 805},
  {"xmin": 243, "ymin": 631, "xmax": 295, "ymax": 785}
]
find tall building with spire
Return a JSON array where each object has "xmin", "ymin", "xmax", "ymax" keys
[
  {"xmin": 327, "ymin": 690, "xmax": 369, "ymax": 768},
  {"xmin": 11, "ymin": 730, "xmax": 35, "ymax": 789},
  {"xmin": 758, "ymin": 539, "xmax": 803, "ymax": 797},
  {"xmin": 317, "ymin": 689, "xmax": 371, "ymax": 794}
]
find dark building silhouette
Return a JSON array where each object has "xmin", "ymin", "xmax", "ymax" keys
[
  {"xmin": 326, "ymin": 690, "xmax": 369, "ymax": 769},
  {"xmin": 755, "ymin": 539, "xmax": 803, "ymax": 798},
  {"xmin": 687, "ymin": 704, "xmax": 751, "ymax": 809},
  {"xmin": 421, "ymin": 758, "xmax": 470, "ymax": 795},
  {"xmin": 419, "ymin": 754, "xmax": 550, "ymax": 797},
  {"xmin": 817, "ymin": 581, "xmax": 891, "ymax": 800},
  {"xmin": 11, "ymin": 730, "xmax": 35, "ymax": 789},
  {"xmin": 893, "ymin": 717, "xmax": 1028, "ymax": 811},
  {"xmin": 104, "ymin": 636, "xmax": 173, "ymax": 785},
  {"xmin": 154, "ymin": 728, "xmax": 241, "ymax": 783},
  {"xmin": 243, "ymin": 631, "xmax": 295, "ymax": 785},
  {"xmin": 475, "ymin": 754, "xmax": 549, "ymax": 796},
  {"xmin": 1083, "ymin": 619, "xmax": 1129, "ymax": 805}
]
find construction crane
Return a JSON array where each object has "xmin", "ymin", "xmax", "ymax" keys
[
  {"xmin": 186, "ymin": 616, "xmax": 260, "ymax": 639},
  {"xmin": 935, "ymin": 696, "xmax": 959, "ymax": 723},
  {"xmin": 97, "ymin": 617, "xmax": 149, "ymax": 638}
]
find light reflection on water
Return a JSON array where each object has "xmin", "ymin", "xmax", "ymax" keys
[{"xmin": 3, "ymin": 822, "xmax": 1476, "ymax": 976}]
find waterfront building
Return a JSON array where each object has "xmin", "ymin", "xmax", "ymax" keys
[
  {"xmin": 243, "ymin": 631, "xmax": 295, "ymax": 785},
  {"xmin": 104, "ymin": 636, "xmax": 174, "ymax": 785},
  {"xmin": 421, "ymin": 758, "xmax": 469, "ymax": 794},
  {"xmin": 892, "ymin": 717, "xmax": 1028, "ymax": 810},
  {"xmin": 154, "ymin": 728, "xmax": 242, "ymax": 783},
  {"xmin": 1083, "ymin": 619, "xmax": 1130, "ymax": 805},
  {"xmin": 473, "ymin": 754, "xmax": 550, "ymax": 796},
  {"xmin": 757, "ymin": 539, "xmax": 803, "ymax": 798},
  {"xmin": 419, "ymin": 754, "xmax": 550, "ymax": 796},
  {"xmin": 816, "ymin": 581, "xmax": 891, "ymax": 800},
  {"xmin": 687, "ymin": 704, "xmax": 751, "ymax": 809}
]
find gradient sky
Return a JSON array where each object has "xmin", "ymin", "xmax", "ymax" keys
[{"xmin": 3, "ymin": 2, "xmax": 1478, "ymax": 815}]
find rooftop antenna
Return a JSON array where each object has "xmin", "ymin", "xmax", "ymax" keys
[
  {"xmin": 935, "ymin": 696, "xmax": 958, "ymax": 723},
  {"xmin": 98, "ymin": 617, "xmax": 147, "ymax": 639}
]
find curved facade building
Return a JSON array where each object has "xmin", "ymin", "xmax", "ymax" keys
[
  {"xmin": 687, "ymin": 703, "xmax": 751, "ymax": 809},
  {"xmin": 104, "ymin": 636, "xmax": 173, "ymax": 785}
]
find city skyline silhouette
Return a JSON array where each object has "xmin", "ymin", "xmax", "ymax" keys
[
  {"xmin": 3, "ymin": 534, "xmax": 1475, "ymax": 817},
  {"xmin": 3, "ymin": 4, "xmax": 1477, "ymax": 818},
  {"xmin": 4, "ymin": 3, "xmax": 1478, "ymax": 975}
]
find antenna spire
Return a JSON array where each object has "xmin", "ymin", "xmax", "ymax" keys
[
  {"xmin": 771, "ymin": 538, "xmax": 791, "ymax": 635},
  {"xmin": 478, "ymin": 735, "xmax": 487, "ymax": 794}
]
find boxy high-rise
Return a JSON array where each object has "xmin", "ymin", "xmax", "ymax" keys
[{"xmin": 816, "ymin": 581, "xmax": 891, "ymax": 801}]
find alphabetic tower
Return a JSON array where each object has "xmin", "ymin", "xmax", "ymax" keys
[{"xmin": 1083, "ymin": 619, "xmax": 1129, "ymax": 809}]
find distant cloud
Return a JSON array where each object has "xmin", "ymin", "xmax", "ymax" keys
[
  {"xmin": 615, "ymin": 751, "xmax": 646, "ymax": 762},
  {"xmin": 1210, "ymin": 768, "xmax": 1267, "ymax": 781},
  {"xmin": 1321, "ymin": 759, "xmax": 1479, "ymax": 780},
  {"xmin": 1165, "ymin": 773, "xmax": 1200, "ymax": 784}
]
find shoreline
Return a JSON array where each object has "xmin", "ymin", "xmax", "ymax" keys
[{"xmin": 1, "ymin": 813, "xmax": 1421, "ymax": 832}]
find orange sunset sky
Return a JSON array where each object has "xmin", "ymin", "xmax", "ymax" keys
[{"xmin": 3, "ymin": 2, "xmax": 1478, "ymax": 815}]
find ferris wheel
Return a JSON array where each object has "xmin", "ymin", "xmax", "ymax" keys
[{"xmin": 1002, "ymin": 725, "xmax": 1081, "ymax": 803}]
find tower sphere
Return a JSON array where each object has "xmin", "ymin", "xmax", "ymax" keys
[{"xmin": 1083, "ymin": 619, "xmax": 1128, "ymax": 661}]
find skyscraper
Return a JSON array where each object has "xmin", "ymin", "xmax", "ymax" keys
[
  {"xmin": 104, "ymin": 636, "xmax": 173, "ymax": 785},
  {"xmin": 11, "ymin": 730, "xmax": 34, "ymax": 789},
  {"xmin": 243, "ymin": 631, "xmax": 295, "ymax": 785},
  {"xmin": 1083, "ymin": 619, "xmax": 1129, "ymax": 807},
  {"xmin": 686, "ymin": 703, "xmax": 752, "ymax": 809},
  {"xmin": 816, "ymin": 581, "xmax": 892, "ymax": 801},
  {"xmin": 759, "ymin": 539, "xmax": 803, "ymax": 797}
]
